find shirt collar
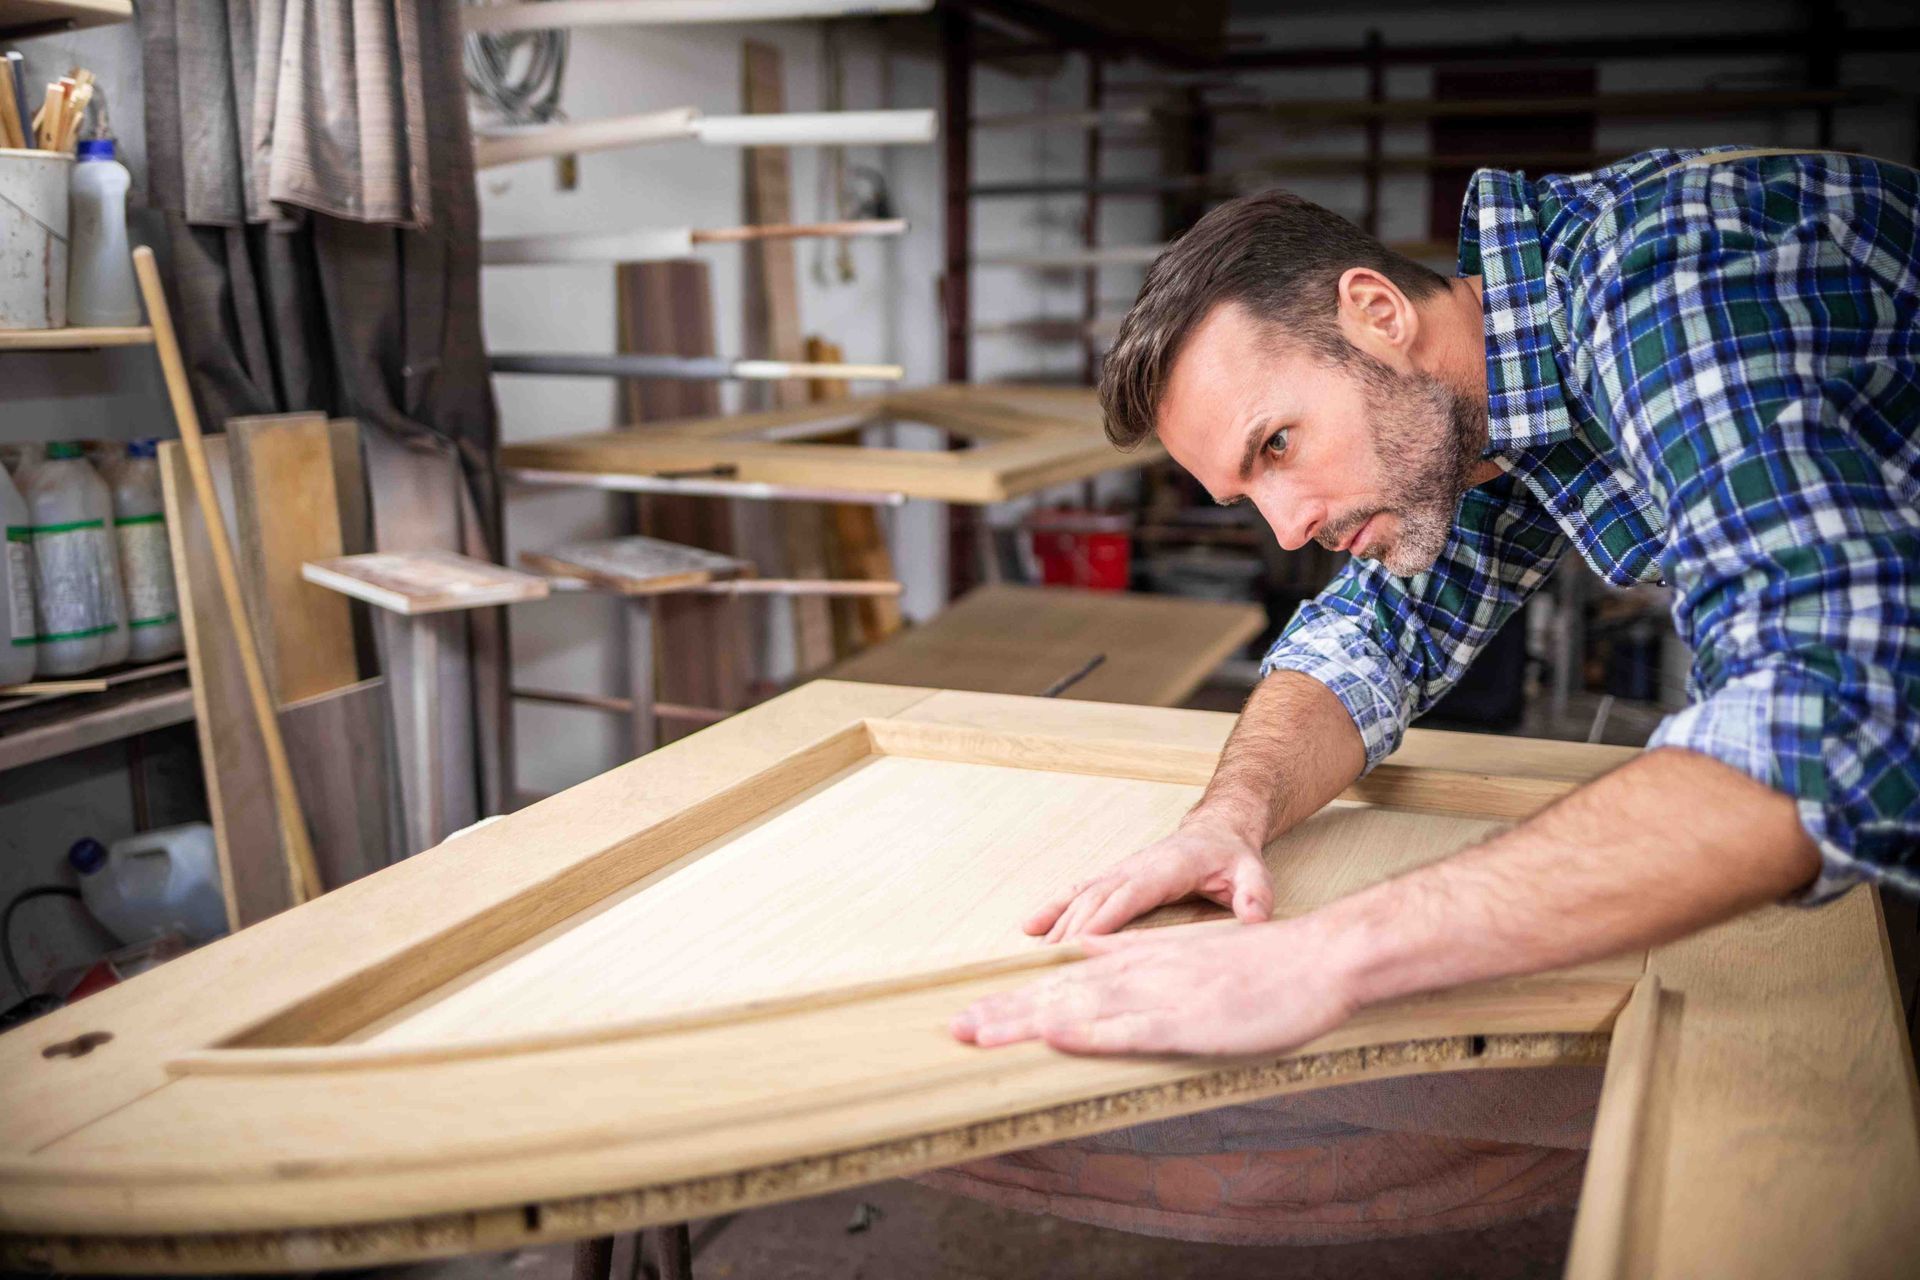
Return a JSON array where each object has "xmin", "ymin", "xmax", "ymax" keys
[{"xmin": 1458, "ymin": 168, "xmax": 1578, "ymax": 454}]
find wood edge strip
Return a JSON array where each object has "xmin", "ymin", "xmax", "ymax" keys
[
  {"xmin": 1564, "ymin": 973, "xmax": 1665, "ymax": 1280},
  {"xmin": 0, "ymin": 1034, "xmax": 1612, "ymax": 1273},
  {"xmin": 865, "ymin": 718, "xmax": 1578, "ymax": 818}
]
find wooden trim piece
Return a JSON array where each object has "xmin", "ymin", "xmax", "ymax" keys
[
  {"xmin": 461, "ymin": 0, "xmax": 931, "ymax": 36},
  {"xmin": 1565, "ymin": 974, "xmax": 1664, "ymax": 1280}
]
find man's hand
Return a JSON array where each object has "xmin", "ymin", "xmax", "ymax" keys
[
  {"xmin": 952, "ymin": 919, "xmax": 1358, "ymax": 1056},
  {"xmin": 1024, "ymin": 813, "xmax": 1274, "ymax": 943}
]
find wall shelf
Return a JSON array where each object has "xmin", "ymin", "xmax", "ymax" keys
[
  {"xmin": 0, "ymin": 670, "xmax": 193, "ymax": 773},
  {"xmin": 0, "ymin": 326, "xmax": 154, "ymax": 351},
  {"xmin": 0, "ymin": 0, "xmax": 131, "ymax": 40}
]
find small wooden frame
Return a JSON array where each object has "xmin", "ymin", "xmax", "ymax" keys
[
  {"xmin": 500, "ymin": 384, "xmax": 1158, "ymax": 505},
  {"xmin": 3, "ymin": 684, "xmax": 1909, "ymax": 1274},
  {"xmin": 301, "ymin": 552, "xmax": 548, "ymax": 851}
]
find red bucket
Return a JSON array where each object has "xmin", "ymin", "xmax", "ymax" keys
[{"xmin": 1025, "ymin": 509, "xmax": 1133, "ymax": 591}]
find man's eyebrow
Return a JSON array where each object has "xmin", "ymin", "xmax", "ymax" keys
[{"xmin": 1237, "ymin": 418, "xmax": 1272, "ymax": 481}]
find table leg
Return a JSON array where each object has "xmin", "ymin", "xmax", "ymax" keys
[
  {"xmin": 408, "ymin": 617, "xmax": 444, "ymax": 852},
  {"xmin": 625, "ymin": 596, "xmax": 658, "ymax": 758},
  {"xmin": 571, "ymin": 1234, "xmax": 615, "ymax": 1280},
  {"xmin": 655, "ymin": 1222, "xmax": 693, "ymax": 1280}
]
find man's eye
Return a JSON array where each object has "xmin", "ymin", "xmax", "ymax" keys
[{"xmin": 1264, "ymin": 428, "xmax": 1291, "ymax": 456}]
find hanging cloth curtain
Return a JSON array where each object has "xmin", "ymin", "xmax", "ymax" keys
[{"xmin": 137, "ymin": 0, "xmax": 509, "ymax": 824}]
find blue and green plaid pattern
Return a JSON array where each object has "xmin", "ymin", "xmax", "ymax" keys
[{"xmin": 1263, "ymin": 147, "xmax": 1920, "ymax": 901}]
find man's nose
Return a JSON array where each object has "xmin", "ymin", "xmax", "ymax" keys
[{"xmin": 1254, "ymin": 489, "xmax": 1324, "ymax": 551}]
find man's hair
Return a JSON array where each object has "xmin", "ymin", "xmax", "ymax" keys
[{"xmin": 1098, "ymin": 189, "xmax": 1450, "ymax": 449}]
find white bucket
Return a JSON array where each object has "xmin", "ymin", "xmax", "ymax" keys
[{"xmin": 0, "ymin": 148, "xmax": 73, "ymax": 330}]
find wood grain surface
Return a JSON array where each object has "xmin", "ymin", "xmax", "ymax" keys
[
  {"xmin": 520, "ymin": 536, "xmax": 750, "ymax": 596},
  {"xmin": 227, "ymin": 415, "xmax": 359, "ymax": 704},
  {"xmin": 827, "ymin": 584, "xmax": 1263, "ymax": 706},
  {"xmin": 302, "ymin": 551, "xmax": 551, "ymax": 616},
  {"xmin": 158, "ymin": 440, "xmax": 298, "ymax": 929}
]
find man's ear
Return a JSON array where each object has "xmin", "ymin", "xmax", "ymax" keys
[{"xmin": 1336, "ymin": 267, "xmax": 1417, "ymax": 361}]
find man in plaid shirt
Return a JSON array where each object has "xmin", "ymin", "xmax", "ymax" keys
[{"xmin": 952, "ymin": 148, "xmax": 1920, "ymax": 1056}]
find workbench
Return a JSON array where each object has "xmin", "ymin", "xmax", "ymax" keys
[
  {"xmin": 826, "ymin": 584, "xmax": 1264, "ymax": 705},
  {"xmin": 1, "ymin": 682, "xmax": 1914, "ymax": 1276}
]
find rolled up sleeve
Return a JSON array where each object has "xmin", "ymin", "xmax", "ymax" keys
[{"xmin": 1636, "ymin": 362, "xmax": 1920, "ymax": 903}]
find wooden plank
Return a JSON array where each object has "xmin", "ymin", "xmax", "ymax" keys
[
  {"xmin": 828, "ymin": 584, "xmax": 1263, "ymax": 707},
  {"xmin": 278, "ymin": 679, "xmax": 405, "ymax": 891},
  {"xmin": 1566, "ymin": 888, "xmax": 1920, "ymax": 1278},
  {"xmin": 227, "ymin": 414, "xmax": 360, "ymax": 704},
  {"xmin": 135, "ymin": 248, "xmax": 321, "ymax": 904},
  {"xmin": 741, "ymin": 42, "xmax": 833, "ymax": 675},
  {"xmin": 615, "ymin": 259, "xmax": 750, "ymax": 741},
  {"xmin": 0, "ymin": 325, "xmax": 151, "ymax": 349},
  {"xmin": 521, "ymin": 536, "xmax": 750, "ymax": 595},
  {"xmin": 159, "ymin": 440, "xmax": 297, "ymax": 930},
  {"xmin": 808, "ymin": 336, "xmax": 902, "ymax": 654},
  {"xmin": 302, "ymin": 552, "xmax": 551, "ymax": 616},
  {"xmin": 325, "ymin": 420, "xmax": 381, "ymax": 676}
]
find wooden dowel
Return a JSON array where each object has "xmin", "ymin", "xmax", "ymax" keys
[
  {"xmin": 463, "ymin": 0, "xmax": 931, "ymax": 36},
  {"xmin": 475, "ymin": 108, "xmax": 935, "ymax": 170},
  {"xmin": 483, "ymin": 218, "xmax": 908, "ymax": 267},
  {"xmin": 475, "ymin": 107, "xmax": 699, "ymax": 170},
  {"xmin": 690, "ymin": 579, "xmax": 903, "ymax": 597},
  {"xmin": 512, "ymin": 687, "xmax": 728, "ymax": 724},
  {"xmin": 0, "ymin": 679, "xmax": 110, "ymax": 696},
  {"xmin": 131, "ymin": 247, "xmax": 323, "ymax": 903},
  {"xmin": 692, "ymin": 108, "xmax": 936, "ymax": 148},
  {"xmin": 489, "ymin": 352, "xmax": 904, "ymax": 381},
  {"xmin": 690, "ymin": 217, "xmax": 908, "ymax": 244}
]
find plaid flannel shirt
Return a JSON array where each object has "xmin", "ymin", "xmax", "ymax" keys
[{"xmin": 1261, "ymin": 147, "xmax": 1920, "ymax": 902}]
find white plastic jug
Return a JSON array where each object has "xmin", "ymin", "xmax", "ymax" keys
[
  {"xmin": 66, "ymin": 139, "xmax": 141, "ymax": 328},
  {"xmin": 24, "ymin": 443, "xmax": 120, "ymax": 675},
  {"xmin": 112, "ymin": 441, "xmax": 183, "ymax": 661},
  {"xmin": 0, "ymin": 462, "xmax": 36, "ymax": 685},
  {"xmin": 68, "ymin": 823, "xmax": 227, "ymax": 946}
]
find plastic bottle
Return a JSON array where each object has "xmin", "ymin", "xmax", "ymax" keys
[
  {"xmin": 25, "ymin": 442, "xmax": 126, "ymax": 674},
  {"xmin": 66, "ymin": 139, "xmax": 141, "ymax": 328},
  {"xmin": 67, "ymin": 824, "xmax": 228, "ymax": 946},
  {"xmin": 111, "ymin": 441, "xmax": 183, "ymax": 661},
  {"xmin": 0, "ymin": 463, "xmax": 37, "ymax": 685}
]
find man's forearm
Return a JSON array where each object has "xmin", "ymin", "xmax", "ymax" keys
[
  {"xmin": 1191, "ymin": 671, "xmax": 1367, "ymax": 845},
  {"xmin": 1315, "ymin": 747, "xmax": 1823, "ymax": 1010}
]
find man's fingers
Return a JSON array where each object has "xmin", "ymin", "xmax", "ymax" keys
[
  {"xmin": 1076, "ymin": 881, "xmax": 1158, "ymax": 938},
  {"xmin": 1022, "ymin": 882, "xmax": 1085, "ymax": 937},
  {"xmin": 1046, "ymin": 883, "xmax": 1115, "ymax": 945},
  {"xmin": 1042, "ymin": 1010, "xmax": 1175, "ymax": 1056}
]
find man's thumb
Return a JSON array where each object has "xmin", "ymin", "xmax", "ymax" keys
[{"xmin": 1231, "ymin": 858, "xmax": 1273, "ymax": 923}]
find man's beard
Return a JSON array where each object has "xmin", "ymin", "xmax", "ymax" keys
[{"xmin": 1316, "ymin": 356, "xmax": 1486, "ymax": 577}]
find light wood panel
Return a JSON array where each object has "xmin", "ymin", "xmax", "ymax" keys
[
  {"xmin": 1567, "ymin": 888, "xmax": 1920, "ymax": 1278},
  {"xmin": 158, "ymin": 440, "xmax": 297, "ymax": 930},
  {"xmin": 499, "ymin": 385, "xmax": 1160, "ymax": 504},
  {"xmin": 521, "ymin": 536, "xmax": 749, "ymax": 595},
  {"xmin": 228, "ymin": 414, "xmax": 360, "ymax": 704},
  {"xmin": 302, "ymin": 551, "xmax": 551, "ymax": 615},
  {"xmin": 828, "ymin": 584, "xmax": 1264, "ymax": 706},
  {"xmin": 278, "ymin": 679, "xmax": 404, "ymax": 889}
]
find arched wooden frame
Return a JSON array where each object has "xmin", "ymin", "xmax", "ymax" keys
[{"xmin": 0, "ymin": 684, "xmax": 1912, "ymax": 1276}]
